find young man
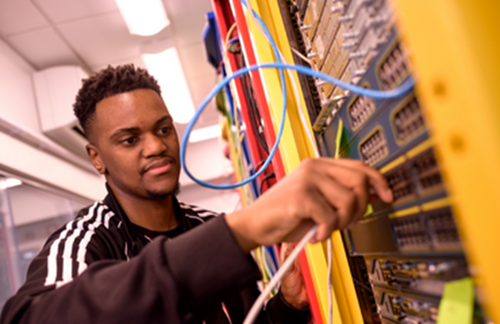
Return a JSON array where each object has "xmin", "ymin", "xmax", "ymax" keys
[{"xmin": 1, "ymin": 65, "xmax": 393, "ymax": 324}]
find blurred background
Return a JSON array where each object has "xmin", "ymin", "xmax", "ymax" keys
[{"xmin": 0, "ymin": 0, "xmax": 240, "ymax": 309}]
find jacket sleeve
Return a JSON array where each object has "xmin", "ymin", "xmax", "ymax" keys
[
  {"xmin": 265, "ymin": 289, "xmax": 311, "ymax": 324},
  {"xmin": 1, "ymin": 215, "xmax": 262, "ymax": 324}
]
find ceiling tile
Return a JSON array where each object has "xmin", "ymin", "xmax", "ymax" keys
[
  {"xmin": 57, "ymin": 12, "xmax": 143, "ymax": 68},
  {"xmin": 0, "ymin": 0, "xmax": 48, "ymax": 36},
  {"xmin": 6, "ymin": 27, "xmax": 80, "ymax": 69},
  {"xmin": 34, "ymin": 0, "xmax": 118, "ymax": 23}
]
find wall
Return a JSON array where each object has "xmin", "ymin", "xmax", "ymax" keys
[
  {"xmin": 0, "ymin": 38, "xmax": 106, "ymax": 201},
  {"xmin": 0, "ymin": 37, "xmax": 237, "ymax": 213},
  {"xmin": 179, "ymin": 136, "xmax": 234, "ymax": 186},
  {"xmin": 0, "ymin": 39, "xmax": 41, "ymax": 133}
]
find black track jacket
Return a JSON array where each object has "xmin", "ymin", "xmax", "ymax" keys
[{"xmin": 1, "ymin": 186, "xmax": 310, "ymax": 324}]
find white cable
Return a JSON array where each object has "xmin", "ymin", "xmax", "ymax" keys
[{"xmin": 243, "ymin": 225, "xmax": 319, "ymax": 324}]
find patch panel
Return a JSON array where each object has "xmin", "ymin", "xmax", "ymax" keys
[
  {"xmin": 380, "ymin": 147, "xmax": 444, "ymax": 206},
  {"xmin": 285, "ymin": 0, "xmax": 324, "ymax": 119},
  {"xmin": 369, "ymin": 259, "xmax": 469, "ymax": 286},
  {"xmin": 317, "ymin": 26, "xmax": 351, "ymax": 98},
  {"xmin": 377, "ymin": 42, "xmax": 410, "ymax": 90},
  {"xmin": 373, "ymin": 289, "xmax": 439, "ymax": 323},
  {"xmin": 310, "ymin": 5, "xmax": 343, "ymax": 69},
  {"xmin": 391, "ymin": 207, "xmax": 461, "ymax": 252},
  {"xmin": 344, "ymin": 2, "xmax": 393, "ymax": 72},
  {"xmin": 295, "ymin": 0, "xmax": 309, "ymax": 17},
  {"xmin": 392, "ymin": 215, "xmax": 430, "ymax": 251},
  {"xmin": 392, "ymin": 97, "xmax": 426, "ymax": 145},
  {"xmin": 301, "ymin": 0, "xmax": 326, "ymax": 49},
  {"xmin": 280, "ymin": 0, "xmax": 487, "ymax": 322},
  {"xmin": 413, "ymin": 151, "xmax": 443, "ymax": 194},
  {"xmin": 385, "ymin": 165, "xmax": 415, "ymax": 202},
  {"xmin": 349, "ymin": 94, "xmax": 376, "ymax": 130},
  {"xmin": 360, "ymin": 128, "xmax": 388, "ymax": 165},
  {"xmin": 348, "ymin": 256, "xmax": 382, "ymax": 324},
  {"xmin": 428, "ymin": 209, "xmax": 461, "ymax": 250}
]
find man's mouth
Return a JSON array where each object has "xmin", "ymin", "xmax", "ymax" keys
[{"xmin": 142, "ymin": 159, "xmax": 174, "ymax": 175}]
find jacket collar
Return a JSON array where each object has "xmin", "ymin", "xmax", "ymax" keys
[{"xmin": 102, "ymin": 183, "xmax": 191, "ymax": 257}]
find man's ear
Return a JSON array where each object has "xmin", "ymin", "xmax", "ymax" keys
[{"xmin": 86, "ymin": 143, "xmax": 106, "ymax": 174}]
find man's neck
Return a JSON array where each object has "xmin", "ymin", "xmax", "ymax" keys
[{"xmin": 109, "ymin": 185, "xmax": 178, "ymax": 232}]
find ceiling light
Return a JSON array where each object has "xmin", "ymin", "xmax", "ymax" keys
[
  {"xmin": 142, "ymin": 47, "xmax": 195, "ymax": 124},
  {"xmin": 189, "ymin": 125, "xmax": 222, "ymax": 143},
  {"xmin": 115, "ymin": 0, "xmax": 170, "ymax": 36},
  {"xmin": 0, "ymin": 178, "xmax": 22, "ymax": 190}
]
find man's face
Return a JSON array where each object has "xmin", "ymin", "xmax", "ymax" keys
[{"xmin": 87, "ymin": 88, "xmax": 180, "ymax": 200}]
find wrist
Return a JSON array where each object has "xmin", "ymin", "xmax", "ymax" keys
[{"xmin": 225, "ymin": 210, "xmax": 259, "ymax": 254}]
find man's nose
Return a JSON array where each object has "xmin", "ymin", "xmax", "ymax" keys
[{"xmin": 142, "ymin": 133, "xmax": 167, "ymax": 157}]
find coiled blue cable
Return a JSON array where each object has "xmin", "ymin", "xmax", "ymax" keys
[{"xmin": 180, "ymin": 9, "xmax": 415, "ymax": 190}]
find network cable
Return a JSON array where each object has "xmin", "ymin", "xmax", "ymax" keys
[
  {"xmin": 180, "ymin": 62, "xmax": 414, "ymax": 189},
  {"xmin": 242, "ymin": 225, "xmax": 318, "ymax": 324},
  {"xmin": 181, "ymin": 4, "xmax": 414, "ymax": 323},
  {"xmin": 181, "ymin": 0, "xmax": 414, "ymax": 189}
]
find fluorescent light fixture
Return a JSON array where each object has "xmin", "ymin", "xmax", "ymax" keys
[
  {"xmin": 142, "ymin": 47, "xmax": 195, "ymax": 124},
  {"xmin": 115, "ymin": 0, "xmax": 170, "ymax": 36},
  {"xmin": 0, "ymin": 178, "xmax": 22, "ymax": 190},
  {"xmin": 189, "ymin": 125, "xmax": 222, "ymax": 143}
]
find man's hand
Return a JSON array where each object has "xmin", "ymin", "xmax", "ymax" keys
[
  {"xmin": 225, "ymin": 158, "xmax": 393, "ymax": 253},
  {"xmin": 279, "ymin": 242, "xmax": 308, "ymax": 309}
]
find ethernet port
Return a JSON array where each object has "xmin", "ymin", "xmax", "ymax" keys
[
  {"xmin": 428, "ymin": 208, "xmax": 461, "ymax": 249},
  {"xmin": 393, "ymin": 216, "xmax": 430, "ymax": 250},
  {"xmin": 392, "ymin": 97, "xmax": 426, "ymax": 144},
  {"xmin": 413, "ymin": 149, "xmax": 443, "ymax": 193},
  {"xmin": 378, "ymin": 42, "xmax": 410, "ymax": 90},
  {"xmin": 359, "ymin": 129, "xmax": 388, "ymax": 165},
  {"xmin": 385, "ymin": 166, "xmax": 414, "ymax": 202},
  {"xmin": 348, "ymin": 95, "xmax": 376, "ymax": 130}
]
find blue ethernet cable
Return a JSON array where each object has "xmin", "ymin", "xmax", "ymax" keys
[
  {"xmin": 180, "ymin": 3, "xmax": 415, "ymax": 190},
  {"xmin": 182, "ymin": 0, "xmax": 288, "ymax": 190},
  {"xmin": 180, "ymin": 62, "xmax": 415, "ymax": 189}
]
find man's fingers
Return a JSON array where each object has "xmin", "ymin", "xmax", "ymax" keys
[
  {"xmin": 334, "ymin": 159, "xmax": 393, "ymax": 203},
  {"xmin": 309, "ymin": 158, "xmax": 393, "ymax": 203},
  {"xmin": 309, "ymin": 169, "xmax": 362, "ymax": 226},
  {"xmin": 297, "ymin": 158, "xmax": 393, "ymax": 239}
]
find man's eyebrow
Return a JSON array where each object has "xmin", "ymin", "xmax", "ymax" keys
[
  {"xmin": 155, "ymin": 115, "xmax": 173, "ymax": 125},
  {"xmin": 109, "ymin": 115, "xmax": 173, "ymax": 140},
  {"xmin": 109, "ymin": 127, "xmax": 140, "ymax": 140}
]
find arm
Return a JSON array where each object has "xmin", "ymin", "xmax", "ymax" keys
[
  {"xmin": 2, "ymin": 158, "xmax": 392, "ymax": 324},
  {"xmin": 1, "ymin": 216, "xmax": 260, "ymax": 324},
  {"xmin": 226, "ymin": 158, "xmax": 393, "ymax": 252}
]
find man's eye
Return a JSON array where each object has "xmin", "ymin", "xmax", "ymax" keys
[
  {"xmin": 158, "ymin": 126, "xmax": 171, "ymax": 135},
  {"xmin": 122, "ymin": 137, "xmax": 137, "ymax": 146}
]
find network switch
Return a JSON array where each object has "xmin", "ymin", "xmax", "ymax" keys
[
  {"xmin": 377, "ymin": 42, "xmax": 410, "ymax": 90},
  {"xmin": 359, "ymin": 128, "xmax": 388, "ymax": 165},
  {"xmin": 349, "ymin": 93, "xmax": 376, "ymax": 129},
  {"xmin": 391, "ymin": 97, "xmax": 425, "ymax": 145}
]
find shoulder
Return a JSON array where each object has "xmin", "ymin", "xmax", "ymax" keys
[
  {"xmin": 37, "ymin": 201, "xmax": 121, "ymax": 287},
  {"xmin": 178, "ymin": 201, "xmax": 222, "ymax": 224},
  {"xmin": 44, "ymin": 200, "xmax": 119, "ymax": 252}
]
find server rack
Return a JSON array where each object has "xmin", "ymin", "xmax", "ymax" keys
[{"xmin": 207, "ymin": 0, "xmax": 499, "ymax": 322}]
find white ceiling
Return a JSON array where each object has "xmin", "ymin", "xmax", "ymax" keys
[{"xmin": 0, "ymin": 0, "xmax": 221, "ymax": 134}]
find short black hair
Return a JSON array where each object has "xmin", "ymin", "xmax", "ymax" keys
[{"xmin": 73, "ymin": 64, "xmax": 161, "ymax": 136}]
